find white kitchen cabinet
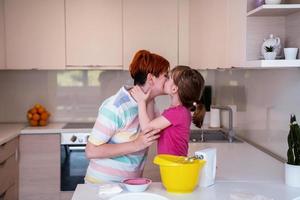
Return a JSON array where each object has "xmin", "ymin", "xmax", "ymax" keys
[
  {"xmin": 227, "ymin": 0, "xmax": 247, "ymax": 68},
  {"xmin": 0, "ymin": 0, "xmax": 5, "ymax": 69},
  {"xmin": 19, "ymin": 134, "xmax": 60, "ymax": 200},
  {"xmin": 143, "ymin": 142, "xmax": 161, "ymax": 182},
  {"xmin": 4, "ymin": 0, "xmax": 65, "ymax": 69},
  {"xmin": 123, "ymin": 0, "xmax": 178, "ymax": 70},
  {"xmin": 190, "ymin": 0, "xmax": 246, "ymax": 69},
  {"xmin": 0, "ymin": 137, "xmax": 19, "ymax": 200},
  {"xmin": 190, "ymin": 0, "xmax": 228, "ymax": 69},
  {"xmin": 66, "ymin": 0, "xmax": 122, "ymax": 69}
]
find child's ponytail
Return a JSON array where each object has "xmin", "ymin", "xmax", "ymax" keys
[{"xmin": 192, "ymin": 101, "xmax": 206, "ymax": 128}]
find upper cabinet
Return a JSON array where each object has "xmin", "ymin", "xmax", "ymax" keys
[
  {"xmin": 123, "ymin": 0, "xmax": 178, "ymax": 70},
  {"xmin": 0, "ymin": 0, "xmax": 5, "ymax": 69},
  {"xmin": 190, "ymin": 0, "xmax": 228, "ymax": 69},
  {"xmin": 245, "ymin": 0, "xmax": 300, "ymax": 68},
  {"xmin": 4, "ymin": 0, "xmax": 65, "ymax": 69},
  {"xmin": 190, "ymin": 0, "xmax": 246, "ymax": 69},
  {"xmin": 66, "ymin": 0, "xmax": 123, "ymax": 69},
  {"xmin": 227, "ymin": 0, "xmax": 247, "ymax": 68}
]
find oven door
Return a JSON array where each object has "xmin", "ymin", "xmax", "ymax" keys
[{"xmin": 60, "ymin": 144, "xmax": 89, "ymax": 191}]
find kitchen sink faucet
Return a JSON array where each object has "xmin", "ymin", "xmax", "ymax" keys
[{"xmin": 210, "ymin": 105, "xmax": 234, "ymax": 143}]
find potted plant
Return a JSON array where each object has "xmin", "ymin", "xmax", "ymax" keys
[
  {"xmin": 285, "ymin": 114, "xmax": 300, "ymax": 187},
  {"xmin": 263, "ymin": 46, "xmax": 277, "ymax": 60}
]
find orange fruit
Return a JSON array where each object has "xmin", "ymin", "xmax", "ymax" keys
[
  {"xmin": 27, "ymin": 113, "xmax": 33, "ymax": 119},
  {"xmin": 32, "ymin": 113, "xmax": 40, "ymax": 121},
  {"xmin": 35, "ymin": 104, "xmax": 41, "ymax": 109},
  {"xmin": 30, "ymin": 108, "xmax": 37, "ymax": 114},
  {"xmin": 40, "ymin": 112, "xmax": 49, "ymax": 120},
  {"xmin": 38, "ymin": 107, "xmax": 45, "ymax": 114},
  {"xmin": 39, "ymin": 120, "xmax": 47, "ymax": 126},
  {"xmin": 30, "ymin": 120, "xmax": 38, "ymax": 126}
]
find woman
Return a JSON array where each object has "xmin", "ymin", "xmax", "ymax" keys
[{"xmin": 85, "ymin": 50, "xmax": 170, "ymax": 183}]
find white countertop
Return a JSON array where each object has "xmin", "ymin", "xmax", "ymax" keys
[
  {"xmin": 71, "ymin": 182, "xmax": 300, "ymax": 200},
  {"xmin": 20, "ymin": 122, "xmax": 66, "ymax": 134},
  {"xmin": 188, "ymin": 142, "xmax": 284, "ymax": 182},
  {"xmin": 0, "ymin": 122, "xmax": 92, "ymax": 144},
  {"xmin": 0, "ymin": 123, "xmax": 25, "ymax": 145}
]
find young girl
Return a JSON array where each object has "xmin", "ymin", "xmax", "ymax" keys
[{"xmin": 130, "ymin": 65, "xmax": 206, "ymax": 156}]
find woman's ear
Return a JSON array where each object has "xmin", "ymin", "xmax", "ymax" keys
[{"xmin": 146, "ymin": 73, "xmax": 154, "ymax": 86}]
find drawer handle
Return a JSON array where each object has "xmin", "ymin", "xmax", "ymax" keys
[
  {"xmin": 0, "ymin": 190, "xmax": 6, "ymax": 199},
  {"xmin": 0, "ymin": 142, "xmax": 7, "ymax": 149},
  {"xmin": 0, "ymin": 159, "xmax": 7, "ymax": 167}
]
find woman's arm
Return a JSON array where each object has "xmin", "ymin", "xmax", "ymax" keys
[
  {"xmin": 86, "ymin": 128, "xmax": 161, "ymax": 159},
  {"xmin": 131, "ymin": 86, "xmax": 171, "ymax": 131}
]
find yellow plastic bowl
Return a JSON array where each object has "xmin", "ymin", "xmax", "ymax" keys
[{"xmin": 153, "ymin": 154, "xmax": 206, "ymax": 193}]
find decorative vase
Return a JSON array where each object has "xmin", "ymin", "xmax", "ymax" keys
[
  {"xmin": 263, "ymin": 52, "xmax": 276, "ymax": 60},
  {"xmin": 285, "ymin": 163, "xmax": 300, "ymax": 187},
  {"xmin": 261, "ymin": 34, "xmax": 281, "ymax": 58}
]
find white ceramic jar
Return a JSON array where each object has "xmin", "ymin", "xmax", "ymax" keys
[{"xmin": 284, "ymin": 48, "xmax": 298, "ymax": 60}]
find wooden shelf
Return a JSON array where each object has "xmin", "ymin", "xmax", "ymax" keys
[
  {"xmin": 246, "ymin": 59, "xmax": 300, "ymax": 68},
  {"xmin": 247, "ymin": 4, "xmax": 300, "ymax": 17}
]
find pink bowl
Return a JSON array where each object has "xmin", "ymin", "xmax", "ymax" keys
[{"xmin": 122, "ymin": 178, "xmax": 152, "ymax": 192}]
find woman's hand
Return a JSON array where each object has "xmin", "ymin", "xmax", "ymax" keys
[
  {"xmin": 133, "ymin": 128, "xmax": 160, "ymax": 151},
  {"xmin": 130, "ymin": 86, "xmax": 150, "ymax": 104}
]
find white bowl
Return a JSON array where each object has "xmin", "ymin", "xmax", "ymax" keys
[
  {"xmin": 265, "ymin": 0, "xmax": 282, "ymax": 4},
  {"xmin": 122, "ymin": 178, "xmax": 152, "ymax": 192}
]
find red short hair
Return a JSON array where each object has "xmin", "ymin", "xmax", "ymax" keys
[{"xmin": 129, "ymin": 50, "xmax": 170, "ymax": 85}]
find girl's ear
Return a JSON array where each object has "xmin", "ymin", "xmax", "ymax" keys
[
  {"xmin": 171, "ymin": 85, "xmax": 178, "ymax": 94},
  {"xmin": 146, "ymin": 73, "xmax": 154, "ymax": 86}
]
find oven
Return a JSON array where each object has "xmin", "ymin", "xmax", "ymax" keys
[{"xmin": 60, "ymin": 123, "xmax": 93, "ymax": 191}]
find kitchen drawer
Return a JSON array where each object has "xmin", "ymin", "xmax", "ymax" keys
[
  {"xmin": 0, "ymin": 137, "xmax": 18, "ymax": 163},
  {"xmin": 0, "ymin": 154, "xmax": 17, "ymax": 194},
  {"xmin": 0, "ymin": 184, "xmax": 18, "ymax": 200}
]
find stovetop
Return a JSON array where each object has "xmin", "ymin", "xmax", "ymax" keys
[{"xmin": 62, "ymin": 122, "xmax": 94, "ymax": 129}]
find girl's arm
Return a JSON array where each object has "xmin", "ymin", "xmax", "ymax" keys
[{"xmin": 131, "ymin": 86, "xmax": 171, "ymax": 131}]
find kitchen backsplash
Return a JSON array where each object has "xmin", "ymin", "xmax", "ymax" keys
[
  {"xmin": 1, "ymin": 68, "xmax": 300, "ymax": 160},
  {"xmin": 214, "ymin": 68, "xmax": 300, "ymax": 160},
  {"xmin": 0, "ymin": 70, "xmax": 215, "ymax": 122}
]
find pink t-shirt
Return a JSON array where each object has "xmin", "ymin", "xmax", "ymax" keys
[{"xmin": 157, "ymin": 105, "xmax": 191, "ymax": 156}]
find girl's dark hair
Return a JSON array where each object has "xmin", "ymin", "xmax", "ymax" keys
[
  {"xmin": 171, "ymin": 66, "xmax": 206, "ymax": 128},
  {"xmin": 129, "ymin": 50, "xmax": 170, "ymax": 85}
]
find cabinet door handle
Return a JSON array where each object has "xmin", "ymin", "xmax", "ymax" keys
[
  {"xmin": 0, "ymin": 159, "xmax": 7, "ymax": 168},
  {"xmin": 0, "ymin": 142, "xmax": 7, "ymax": 149},
  {"xmin": 0, "ymin": 190, "xmax": 6, "ymax": 199}
]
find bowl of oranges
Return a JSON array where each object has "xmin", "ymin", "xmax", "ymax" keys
[{"xmin": 27, "ymin": 104, "xmax": 51, "ymax": 126}]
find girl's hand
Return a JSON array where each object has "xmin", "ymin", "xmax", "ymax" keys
[
  {"xmin": 130, "ymin": 86, "xmax": 150, "ymax": 103},
  {"xmin": 133, "ymin": 128, "xmax": 160, "ymax": 151}
]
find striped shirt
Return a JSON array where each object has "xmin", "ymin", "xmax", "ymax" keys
[{"xmin": 85, "ymin": 86, "xmax": 147, "ymax": 183}]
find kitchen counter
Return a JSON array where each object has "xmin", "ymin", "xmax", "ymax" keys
[
  {"xmin": 71, "ymin": 182, "xmax": 300, "ymax": 200},
  {"xmin": 71, "ymin": 135, "xmax": 295, "ymax": 200},
  {"xmin": 188, "ymin": 142, "xmax": 284, "ymax": 182},
  {"xmin": 0, "ymin": 123, "xmax": 25, "ymax": 145},
  {"xmin": 20, "ymin": 122, "xmax": 66, "ymax": 134}
]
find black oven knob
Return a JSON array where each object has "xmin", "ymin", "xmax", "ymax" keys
[{"xmin": 70, "ymin": 135, "xmax": 77, "ymax": 142}]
